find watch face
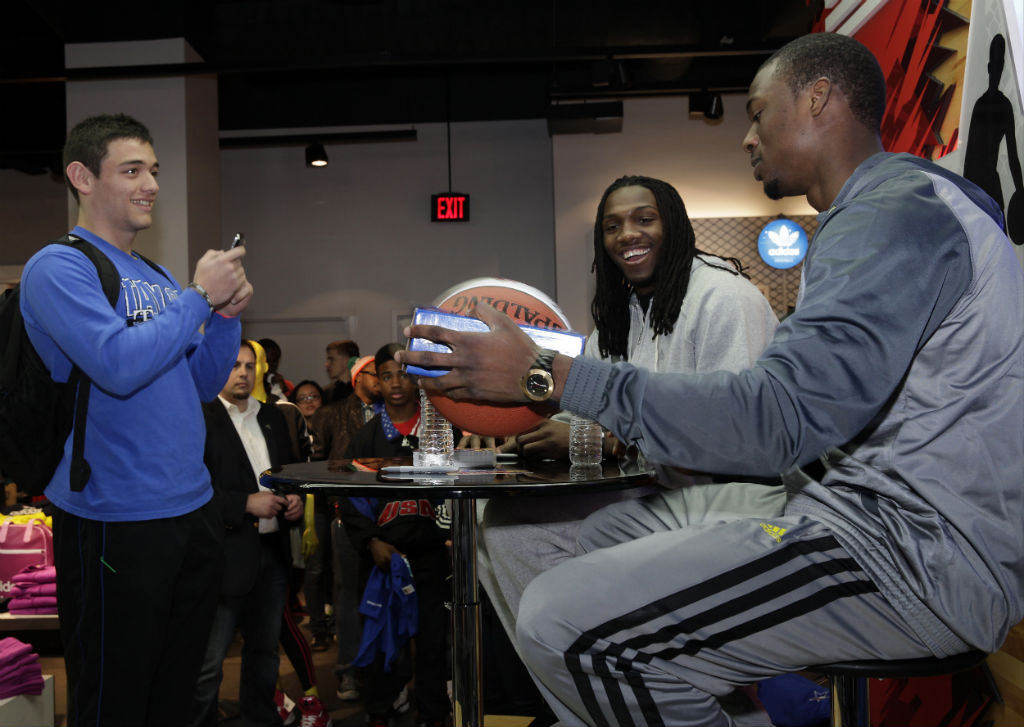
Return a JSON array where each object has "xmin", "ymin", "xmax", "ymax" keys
[{"xmin": 524, "ymin": 371, "xmax": 552, "ymax": 400}]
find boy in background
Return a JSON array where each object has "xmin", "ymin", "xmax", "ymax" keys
[{"xmin": 340, "ymin": 343, "xmax": 452, "ymax": 727}]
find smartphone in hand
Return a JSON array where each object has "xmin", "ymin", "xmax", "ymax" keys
[{"xmin": 229, "ymin": 233, "xmax": 245, "ymax": 249}]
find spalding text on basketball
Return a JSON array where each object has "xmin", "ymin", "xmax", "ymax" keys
[{"xmin": 444, "ymin": 295, "xmax": 566, "ymax": 330}]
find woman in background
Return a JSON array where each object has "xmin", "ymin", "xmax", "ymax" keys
[{"xmin": 290, "ymin": 379, "xmax": 325, "ymax": 424}]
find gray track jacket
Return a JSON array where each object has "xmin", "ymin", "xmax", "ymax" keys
[{"xmin": 561, "ymin": 152, "xmax": 1024, "ymax": 654}]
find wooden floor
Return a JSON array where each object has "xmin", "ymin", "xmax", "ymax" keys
[
  {"xmin": 985, "ymin": 620, "xmax": 1024, "ymax": 727},
  {"xmin": 25, "ymin": 616, "xmax": 1024, "ymax": 726},
  {"xmin": 34, "ymin": 627, "xmax": 368, "ymax": 726},
  {"xmin": 28, "ymin": 616, "xmax": 536, "ymax": 727}
]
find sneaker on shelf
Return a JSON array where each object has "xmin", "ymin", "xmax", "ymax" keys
[
  {"xmin": 336, "ymin": 671, "xmax": 359, "ymax": 701},
  {"xmin": 274, "ymin": 688, "xmax": 297, "ymax": 726},
  {"xmin": 310, "ymin": 633, "xmax": 332, "ymax": 652},
  {"xmin": 297, "ymin": 695, "xmax": 332, "ymax": 727},
  {"xmin": 392, "ymin": 683, "xmax": 410, "ymax": 714}
]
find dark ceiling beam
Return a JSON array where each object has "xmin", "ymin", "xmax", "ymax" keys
[
  {"xmin": 0, "ymin": 43, "xmax": 777, "ymax": 85},
  {"xmin": 551, "ymin": 85, "xmax": 745, "ymax": 100},
  {"xmin": 218, "ymin": 129, "xmax": 417, "ymax": 148}
]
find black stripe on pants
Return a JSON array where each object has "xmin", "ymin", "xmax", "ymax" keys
[{"xmin": 564, "ymin": 534, "xmax": 879, "ymax": 727}]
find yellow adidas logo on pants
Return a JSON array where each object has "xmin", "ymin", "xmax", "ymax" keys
[{"xmin": 760, "ymin": 523, "xmax": 787, "ymax": 543}]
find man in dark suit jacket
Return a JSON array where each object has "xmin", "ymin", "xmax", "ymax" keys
[{"xmin": 192, "ymin": 341, "xmax": 303, "ymax": 726}]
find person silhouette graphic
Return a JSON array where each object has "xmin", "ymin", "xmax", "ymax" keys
[{"xmin": 963, "ymin": 33, "xmax": 1023, "ymax": 244}]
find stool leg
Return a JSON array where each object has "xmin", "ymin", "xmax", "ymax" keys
[{"xmin": 831, "ymin": 674, "xmax": 871, "ymax": 727}]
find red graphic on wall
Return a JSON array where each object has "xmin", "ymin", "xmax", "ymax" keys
[{"xmin": 810, "ymin": 1, "xmax": 969, "ymax": 160}]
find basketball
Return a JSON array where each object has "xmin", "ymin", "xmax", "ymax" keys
[{"xmin": 428, "ymin": 277, "xmax": 572, "ymax": 437}]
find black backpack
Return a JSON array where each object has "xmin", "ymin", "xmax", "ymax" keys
[{"xmin": 1, "ymin": 235, "xmax": 126, "ymax": 496}]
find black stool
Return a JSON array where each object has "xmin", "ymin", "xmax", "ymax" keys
[{"xmin": 811, "ymin": 649, "xmax": 988, "ymax": 727}]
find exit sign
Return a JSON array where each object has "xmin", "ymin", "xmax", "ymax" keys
[{"xmin": 431, "ymin": 193, "xmax": 470, "ymax": 222}]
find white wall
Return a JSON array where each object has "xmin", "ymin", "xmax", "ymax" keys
[
  {"xmin": 0, "ymin": 170, "xmax": 67, "ymax": 267},
  {"xmin": 225, "ymin": 119, "xmax": 557, "ymax": 383}
]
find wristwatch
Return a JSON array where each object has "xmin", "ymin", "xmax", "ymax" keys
[{"xmin": 520, "ymin": 349, "xmax": 557, "ymax": 402}]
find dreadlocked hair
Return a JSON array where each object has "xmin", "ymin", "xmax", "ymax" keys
[{"xmin": 590, "ymin": 175, "xmax": 745, "ymax": 359}]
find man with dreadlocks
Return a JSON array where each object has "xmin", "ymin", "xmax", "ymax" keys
[
  {"xmin": 400, "ymin": 32, "xmax": 1023, "ymax": 726},
  {"xmin": 478, "ymin": 175, "xmax": 781, "ymax": 644}
]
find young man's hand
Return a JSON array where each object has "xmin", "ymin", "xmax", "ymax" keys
[
  {"xmin": 217, "ymin": 280, "xmax": 253, "ymax": 318},
  {"xmin": 192, "ymin": 246, "xmax": 253, "ymax": 315}
]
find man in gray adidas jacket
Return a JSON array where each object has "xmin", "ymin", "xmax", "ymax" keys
[{"xmin": 399, "ymin": 32, "xmax": 1023, "ymax": 726}]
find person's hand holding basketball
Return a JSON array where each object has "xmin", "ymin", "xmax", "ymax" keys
[{"xmin": 399, "ymin": 302, "xmax": 540, "ymax": 403}]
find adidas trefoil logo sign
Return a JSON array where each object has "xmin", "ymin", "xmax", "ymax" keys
[{"xmin": 758, "ymin": 219, "xmax": 808, "ymax": 269}]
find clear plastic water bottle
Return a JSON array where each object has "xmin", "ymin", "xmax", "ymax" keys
[
  {"xmin": 570, "ymin": 463, "xmax": 603, "ymax": 481},
  {"xmin": 569, "ymin": 415, "xmax": 603, "ymax": 466},
  {"xmin": 414, "ymin": 389, "xmax": 454, "ymax": 468}
]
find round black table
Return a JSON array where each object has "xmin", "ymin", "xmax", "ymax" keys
[{"xmin": 263, "ymin": 457, "xmax": 654, "ymax": 727}]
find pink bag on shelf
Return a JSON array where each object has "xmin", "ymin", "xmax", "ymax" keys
[{"xmin": 0, "ymin": 519, "xmax": 54, "ymax": 598}]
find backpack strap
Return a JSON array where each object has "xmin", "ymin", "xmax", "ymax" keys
[
  {"xmin": 54, "ymin": 235, "xmax": 122, "ymax": 492},
  {"xmin": 0, "ymin": 289, "xmax": 23, "ymax": 387},
  {"xmin": 68, "ymin": 378, "xmax": 92, "ymax": 491},
  {"xmin": 134, "ymin": 250, "xmax": 167, "ymax": 281},
  {"xmin": 59, "ymin": 234, "xmax": 122, "ymax": 306}
]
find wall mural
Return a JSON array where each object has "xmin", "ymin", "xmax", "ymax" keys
[
  {"xmin": 810, "ymin": 0, "xmax": 1022, "ymax": 249},
  {"xmin": 963, "ymin": 32, "xmax": 1023, "ymax": 243},
  {"xmin": 811, "ymin": 0, "xmax": 971, "ymax": 160}
]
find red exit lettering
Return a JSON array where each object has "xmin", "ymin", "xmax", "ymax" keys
[
  {"xmin": 436, "ymin": 196, "xmax": 464, "ymax": 219},
  {"xmin": 431, "ymin": 193, "xmax": 470, "ymax": 222}
]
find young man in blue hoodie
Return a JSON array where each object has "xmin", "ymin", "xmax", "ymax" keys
[{"xmin": 19, "ymin": 113, "xmax": 253, "ymax": 726}]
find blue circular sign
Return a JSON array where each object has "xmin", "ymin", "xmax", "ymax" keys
[{"xmin": 758, "ymin": 219, "xmax": 808, "ymax": 269}]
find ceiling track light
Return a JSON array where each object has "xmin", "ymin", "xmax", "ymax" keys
[
  {"xmin": 305, "ymin": 142, "xmax": 328, "ymax": 167},
  {"xmin": 689, "ymin": 90, "xmax": 724, "ymax": 121},
  {"xmin": 704, "ymin": 92, "xmax": 724, "ymax": 120}
]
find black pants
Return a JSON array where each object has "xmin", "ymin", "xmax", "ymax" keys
[{"xmin": 54, "ymin": 499, "xmax": 224, "ymax": 726}]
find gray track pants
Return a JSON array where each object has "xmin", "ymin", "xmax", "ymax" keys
[
  {"xmin": 515, "ymin": 496, "xmax": 953, "ymax": 727},
  {"xmin": 478, "ymin": 481, "xmax": 786, "ymax": 642}
]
